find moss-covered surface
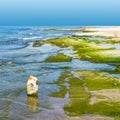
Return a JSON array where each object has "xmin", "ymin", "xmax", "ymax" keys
[
  {"xmin": 33, "ymin": 37, "xmax": 120, "ymax": 63},
  {"xmin": 33, "ymin": 37, "xmax": 120, "ymax": 118},
  {"xmin": 49, "ymin": 70, "xmax": 120, "ymax": 118},
  {"xmin": 33, "ymin": 40, "xmax": 44, "ymax": 47},
  {"xmin": 75, "ymin": 70, "xmax": 120, "ymax": 90},
  {"xmin": 49, "ymin": 72, "xmax": 72, "ymax": 98},
  {"xmin": 50, "ymin": 85, "xmax": 68, "ymax": 98},
  {"xmin": 114, "ymin": 118, "xmax": 120, "ymax": 120},
  {"xmin": 45, "ymin": 53, "xmax": 72, "ymax": 62}
]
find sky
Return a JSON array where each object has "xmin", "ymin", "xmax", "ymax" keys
[{"xmin": 0, "ymin": 0, "xmax": 120, "ymax": 26}]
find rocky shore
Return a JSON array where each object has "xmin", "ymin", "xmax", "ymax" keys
[{"xmin": 32, "ymin": 27, "xmax": 120, "ymax": 120}]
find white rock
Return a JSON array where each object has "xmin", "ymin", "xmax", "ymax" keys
[{"xmin": 26, "ymin": 75, "xmax": 38, "ymax": 96}]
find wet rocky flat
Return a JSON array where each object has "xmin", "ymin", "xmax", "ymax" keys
[
  {"xmin": 32, "ymin": 29, "xmax": 120, "ymax": 120},
  {"xmin": 1, "ymin": 27, "xmax": 120, "ymax": 120}
]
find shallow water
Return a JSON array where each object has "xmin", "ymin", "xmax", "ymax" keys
[
  {"xmin": 99, "ymin": 44, "xmax": 120, "ymax": 50},
  {"xmin": 0, "ymin": 26, "xmax": 119, "ymax": 119}
]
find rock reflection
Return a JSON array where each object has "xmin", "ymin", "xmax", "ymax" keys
[{"xmin": 27, "ymin": 94, "xmax": 39, "ymax": 112}]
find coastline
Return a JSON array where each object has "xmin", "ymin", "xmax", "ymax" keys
[
  {"xmin": 32, "ymin": 26, "xmax": 120, "ymax": 120},
  {"xmin": 73, "ymin": 26, "xmax": 120, "ymax": 40},
  {"xmin": 1, "ymin": 26, "xmax": 120, "ymax": 120}
]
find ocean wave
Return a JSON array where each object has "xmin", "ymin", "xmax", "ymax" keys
[
  {"xmin": 22, "ymin": 34, "xmax": 65, "ymax": 41},
  {"xmin": 22, "ymin": 36, "xmax": 42, "ymax": 40}
]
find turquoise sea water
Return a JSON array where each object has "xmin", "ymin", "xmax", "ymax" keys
[{"xmin": 0, "ymin": 26, "xmax": 118, "ymax": 119}]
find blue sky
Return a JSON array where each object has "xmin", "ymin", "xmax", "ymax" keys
[{"xmin": 0, "ymin": 0, "xmax": 120, "ymax": 26}]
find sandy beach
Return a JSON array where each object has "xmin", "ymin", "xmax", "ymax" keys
[{"xmin": 73, "ymin": 26, "xmax": 120, "ymax": 40}]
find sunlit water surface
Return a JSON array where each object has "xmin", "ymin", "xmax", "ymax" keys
[{"xmin": 0, "ymin": 26, "xmax": 118, "ymax": 120}]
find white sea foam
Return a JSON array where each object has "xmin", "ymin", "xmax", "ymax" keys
[{"xmin": 22, "ymin": 36, "xmax": 42, "ymax": 40}]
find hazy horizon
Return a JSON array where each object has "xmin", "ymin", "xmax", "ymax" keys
[{"xmin": 0, "ymin": 0, "xmax": 120, "ymax": 26}]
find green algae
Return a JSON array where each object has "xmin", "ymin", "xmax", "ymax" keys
[
  {"xmin": 100, "ymin": 69, "xmax": 120, "ymax": 75},
  {"xmin": 104, "ymin": 39, "xmax": 120, "ymax": 44},
  {"xmin": 54, "ymin": 71, "xmax": 72, "ymax": 85},
  {"xmin": 75, "ymin": 70, "xmax": 120, "ymax": 90},
  {"xmin": 88, "ymin": 101, "xmax": 120, "ymax": 116},
  {"xmin": 33, "ymin": 37, "xmax": 120, "ymax": 63},
  {"xmin": 33, "ymin": 38, "xmax": 81, "ymax": 48},
  {"xmin": 49, "ymin": 70, "xmax": 120, "ymax": 118},
  {"xmin": 45, "ymin": 53, "xmax": 72, "ymax": 62},
  {"xmin": 50, "ymin": 85, "xmax": 67, "ymax": 98},
  {"xmin": 96, "ymin": 95, "xmax": 110, "ymax": 99},
  {"xmin": 116, "ymin": 67, "xmax": 120, "ymax": 72},
  {"xmin": 64, "ymin": 71, "xmax": 120, "ymax": 116},
  {"xmin": 49, "ymin": 71, "xmax": 72, "ymax": 98},
  {"xmin": 64, "ymin": 76, "xmax": 91, "ymax": 116},
  {"xmin": 64, "ymin": 100, "xmax": 120, "ymax": 117},
  {"xmin": 65, "ymin": 71, "xmax": 120, "ymax": 117},
  {"xmin": 33, "ymin": 40, "xmax": 44, "ymax": 47},
  {"xmin": 83, "ymin": 50, "xmax": 120, "ymax": 63},
  {"xmin": 114, "ymin": 118, "xmax": 120, "ymax": 120},
  {"xmin": 64, "ymin": 97, "xmax": 90, "ymax": 116}
]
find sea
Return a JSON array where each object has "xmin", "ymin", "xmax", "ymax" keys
[{"xmin": 0, "ymin": 26, "xmax": 117, "ymax": 120}]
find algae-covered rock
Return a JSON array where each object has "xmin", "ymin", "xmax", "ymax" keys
[
  {"xmin": 33, "ymin": 37, "xmax": 120, "ymax": 63},
  {"xmin": 50, "ymin": 70, "xmax": 120, "ymax": 118},
  {"xmin": 45, "ymin": 53, "xmax": 72, "ymax": 62},
  {"xmin": 33, "ymin": 40, "xmax": 44, "ymax": 47},
  {"xmin": 85, "ymin": 50, "xmax": 120, "ymax": 63},
  {"xmin": 75, "ymin": 70, "xmax": 120, "ymax": 90},
  {"xmin": 64, "ymin": 70, "xmax": 120, "ymax": 117},
  {"xmin": 49, "ymin": 72, "xmax": 72, "ymax": 98}
]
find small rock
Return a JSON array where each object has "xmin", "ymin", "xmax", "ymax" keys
[{"xmin": 26, "ymin": 75, "xmax": 38, "ymax": 96}]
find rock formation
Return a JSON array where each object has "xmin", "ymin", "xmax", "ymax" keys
[{"xmin": 26, "ymin": 75, "xmax": 38, "ymax": 96}]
